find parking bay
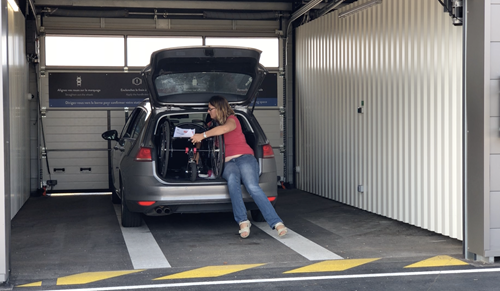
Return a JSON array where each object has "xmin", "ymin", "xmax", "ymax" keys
[{"xmin": 10, "ymin": 189, "xmax": 469, "ymax": 288}]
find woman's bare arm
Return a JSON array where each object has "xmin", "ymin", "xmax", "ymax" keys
[{"xmin": 190, "ymin": 117, "xmax": 236, "ymax": 144}]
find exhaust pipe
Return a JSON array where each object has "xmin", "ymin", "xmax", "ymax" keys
[
  {"xmin": 155, "ymin": 207, "xmax": 163, "ymax": 214},
  {"xmin": 154, "ymin": 206, "xmax": 172, "ymax": 215}
]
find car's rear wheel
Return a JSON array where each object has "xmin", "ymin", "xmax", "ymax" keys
[
  {"xmin": 251, "ymin": 209, "xmax": 266, "ymax": 222},
  {"xmin": 120, "ymin": 182, "xmax": 142, "ymax": 227},
  {"xmin": 111, "ymin": 186, "xmax": 121, "ymax": 204}
]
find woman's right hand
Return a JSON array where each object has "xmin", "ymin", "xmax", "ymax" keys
[{"xmin": 190, "ymin": 133, "xmax": 204, "ymax": 144}]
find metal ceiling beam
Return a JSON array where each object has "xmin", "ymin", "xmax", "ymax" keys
[
  {"xmin": 290, "ymin": 0, "xmax": 322, "ymax": 24},
  {"xmin": 315, "ymin": 0, "xmax": 346, "ymax": 19},
  {"xmin": 33, "ymin": 0, "xmax": 293, "ymax": 11}
]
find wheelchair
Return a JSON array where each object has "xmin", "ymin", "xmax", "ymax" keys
[{"xmin": 157, "ymin": 118, "xmax": 224, "ymax": 182}]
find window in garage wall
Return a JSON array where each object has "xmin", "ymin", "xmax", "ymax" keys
[
  {"xmin": 205, "ymin": 37, "xmax": 279, "ymax": 68},
  {"xmin": 127, "ymin": 36, "xmax": 202, "ymax": 67},
  {"xmin": 45, "ymin": 36, "xmax": 278, "ymax": 67},
  {"xmin": 45, "ymin": 35, "xmax": 125, "ymax": 66}
]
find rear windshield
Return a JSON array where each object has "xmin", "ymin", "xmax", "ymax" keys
[{"xmin": 154, "ymin": 72, "xmax": 253, "ymax": 97}]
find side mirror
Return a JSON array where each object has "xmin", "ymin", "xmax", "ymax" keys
[{"xmin": 102, "ymin": 130, "xmax": 119, "ymax": 141}]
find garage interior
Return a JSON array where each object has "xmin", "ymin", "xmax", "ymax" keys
[{"xmin": 0, "ymin": 0, "xmax": 499, "ymax": 286}]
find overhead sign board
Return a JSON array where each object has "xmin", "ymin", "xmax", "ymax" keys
[
  {"xmin": 49, "ymin": 72, "xmax": 148, "ymax": 108},
  {"xmin": 49, "ymin": 72, "xmax": 278, "ymax": 108}
]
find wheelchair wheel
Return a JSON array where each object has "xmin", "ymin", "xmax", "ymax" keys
[
  {"xmin": 159, "ymin": 123, "xmax": 169, "ymax": 178},
  {"xmin": 208, "ymin": 135, "xmax": 225, "ymax": 178},
  {"xmin": 189, "ymin": 162, "xmax": 197, "ymax": 182}
]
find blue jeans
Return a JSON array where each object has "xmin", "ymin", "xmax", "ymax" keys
[{"xmin": 222, "ymin": 154, "xmax": 283, "ymax": 229}]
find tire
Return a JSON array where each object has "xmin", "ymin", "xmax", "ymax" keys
[
  {"xmin": 111, "ymin": 186, "xmax": 121, "ymax": 204},
  {"xmin": 159, "ymin": 123, "xmax": 169, "ymax": 178},
  {"xmin": 189, "ymin": 162, "xmax": 197, "ymax": 182},
  {"xmin": 208, "ymin": 135, "xmax": 225, "ymax": 178},
  {"xmin": 120, "ymin": 183, "xmax": 142, "ymax": 227},
  {"xmin": 251, "ymin": 209, "xmax": 266, "ymax": 222}
]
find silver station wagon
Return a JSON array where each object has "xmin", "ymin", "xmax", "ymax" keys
[{"xmin": 102, "ymin": 46, "xmax": 278, "ymax": 227}]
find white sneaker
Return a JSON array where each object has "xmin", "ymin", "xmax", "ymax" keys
[{"xmin": 199, "ymin": 170, "xmax": 215, "ymax": 179}]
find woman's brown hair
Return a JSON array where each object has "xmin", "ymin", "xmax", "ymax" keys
[{"xmin": 209, "ymin": 95, "xmax": 234, "ymax": 125}]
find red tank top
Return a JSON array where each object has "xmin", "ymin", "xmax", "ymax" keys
[{"xmin": 224, "ymin": 115, "xmax": 254, "ymax": 157}]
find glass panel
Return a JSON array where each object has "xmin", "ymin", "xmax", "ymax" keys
[
  {"xmin": 205, "ymin": 37, "xmax": 279, "ymax": 67},
  {"xmin": 154, "ymin": 72, "xmax": 252, "ymax": 97},
  {"xmin": 127, "ymin": 37, "xmax": 202, "ymax": 67},
  {"xmin": 45, "ymin": 35, "xmax": 125, "ymax": 66}
]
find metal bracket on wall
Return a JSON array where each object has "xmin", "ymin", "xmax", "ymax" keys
[
  {"xmin": 279, "ymin": 107, "xmax": 285, "ymax": 115},
  {"xmin": 438, "ymin": 0, "xmax": 463, "ymax": 26},
  {"xmin": 41, "ymin": 147, "xmax": 47, "ymax": 158},
  {"xmin": 280, "ymin": 145, "xmax": 285, "ymax": 154},
  {"xmin": 451, "ymin": 0, "xmax": 463, "ymax": 26},
  {"xmin": 41, "ymin": 107, "xmax": 46, "ymax": 118}
]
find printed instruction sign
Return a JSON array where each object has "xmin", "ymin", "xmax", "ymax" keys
[
  {"xmin": 173, "ymin": 127, "xmax": 195, "ymax": 138},
  {"xmin": 49, "ymin": 72, "xmax": 149, "ymax": 108},
  {"xmin": 251, "ymin": 73, "xmax": 278, "ymax": 107}
]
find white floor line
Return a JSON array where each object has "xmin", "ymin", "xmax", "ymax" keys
[
  {"xmin": 42, "ymin": 267, "xmax": 500, "ymax": 291},
  {"xmin": 114, "ymin": 205, "xmax": 171, "ymax": 269},
  {"xmin": 252, "ymin": 222, "xmax": 343, "ymax": 261}
]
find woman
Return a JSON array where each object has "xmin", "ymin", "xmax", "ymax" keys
[{"xmin": 190, "ymin": 95, "xmax": 287, "ymax": 239}]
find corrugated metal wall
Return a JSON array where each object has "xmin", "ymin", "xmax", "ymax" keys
[{"xmin": 295, "ymin": 0, "xmax": 463, "ymax": 239}]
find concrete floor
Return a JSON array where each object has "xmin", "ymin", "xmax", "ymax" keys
[{"xmin": 9, "ymin": 188, "xmax": 495, "ymax": 290}]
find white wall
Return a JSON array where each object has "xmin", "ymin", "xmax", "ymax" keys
[
  {"xmin": 295, "ymin": 0, "xmax": 463, "ymax": 239},
  {"xmin": 466, "ymin": 0, "xmax": 500, "ymax": 261},
  {"xmin": 489, "ymin": 0, "xmax": 500, "ymax": 258},
  {"xmin": 9, "ymin": 6, "xmax": 30, "ymax": 217}
]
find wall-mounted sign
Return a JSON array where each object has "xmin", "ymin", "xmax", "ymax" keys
[
  {"xmin": 49, "ymin": 72, "xmax": 148, "ymax": 108},
  {"xmin": 49, "ymin": 72, "xmax": 278, "ymax": 108},
  {"xmin": 252, "ymin": 72, "xmax": 278, "ymax": 107}
]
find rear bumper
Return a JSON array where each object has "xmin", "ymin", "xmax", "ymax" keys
[
  {"xmin": 122, "ymin": 162, "xmax": 277, "ymax": 214},
  {"xmin": 142, "ymin": 201, "xmax": 275, "ymax": 216}
]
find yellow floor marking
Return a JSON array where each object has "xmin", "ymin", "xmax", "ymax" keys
[
  {"xmin": 57, "ymin": 270, "xmax": 144, "ymax": 285},
  {"xmin": 284, "ymin": 258, "xmax": 380, "ymax": 274},
  {"xmin": 154, "ymin": 264, "xmax": 266, "ymax": 280},
  {"xmin": 17, "ymin": 281, "xmax": 42, "ymax": 287},
  {"xmin": 404, "ymin": 255, "xmax": 469, "ymax": 268}
]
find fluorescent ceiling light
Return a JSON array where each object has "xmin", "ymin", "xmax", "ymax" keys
[
  {"xmin": 8, "ymin": 0, "xmax": 19, "ymax": 12},
  {"xmin": 338, "ymin": 0, "xmax": 382, "ymax": 18}
]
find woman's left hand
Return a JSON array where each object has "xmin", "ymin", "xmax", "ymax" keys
[{"xmin": 190, "ymin": 133, "xmax": 204, "ymax": 144}]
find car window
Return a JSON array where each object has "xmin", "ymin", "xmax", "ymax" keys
[
  {"xmin": 131, "ymin": 111, "xmax": 147, "ymax": 139},
  {"xmin": 154, "ymin": 72, "xmax": 252, "ymax": 97},
  {"xmin": 120, "ymin": 109, "xmax": 138, "ymax": 139},
  {"xmin": 169, "ymin": 113, "xmax": 207, "ymax": 124},
  {"xmin": 236, "ymin": 114, "xmax": 253, "ymax": 133},
  {"xmin": 121, "ymin": 108, "xmax": 147, "ymax": 139}
]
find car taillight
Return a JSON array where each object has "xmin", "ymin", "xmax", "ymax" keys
[
  {"xmin": 135, "ymin": 147, "xmax": 152, "ymax": 161},
  {"xmin": 263, "ymin": 144, "xmax": 274, "ymax": 158},
  {"xmin": 138, "ymin": 201, "xmax": 155, "ymax": 206}
]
